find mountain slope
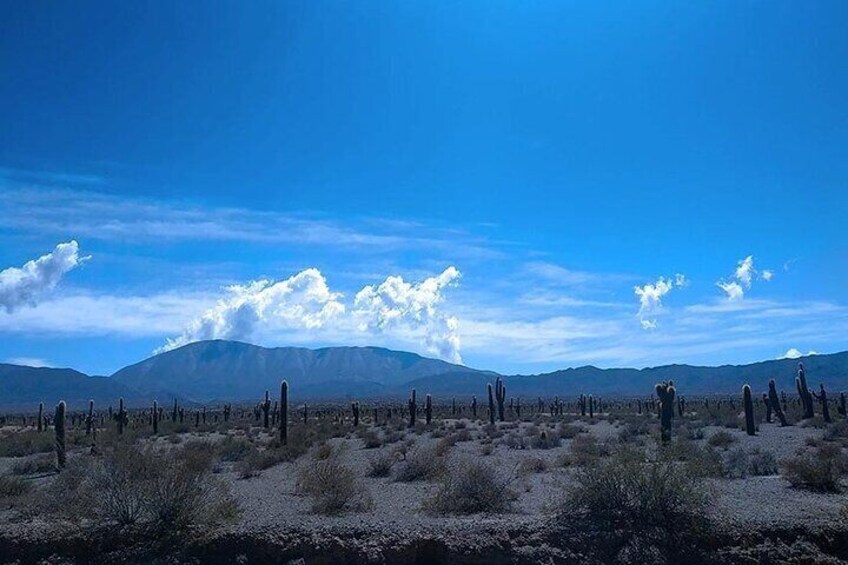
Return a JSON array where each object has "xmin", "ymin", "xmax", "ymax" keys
[
  {"xmin": 0, "ymin": 364, "xmax": 145, "ymax": 410},
  {"xmin": 110, "ymin": 340, "xmax": 485, "ymax": 402}
]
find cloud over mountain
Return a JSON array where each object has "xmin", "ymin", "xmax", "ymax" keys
[
  {"xmin": 0, "ymin": 240, "xmax": 87, "ymax": 313},
  {"xmin": 159, "ymin": 267, "xmax": 463, "ymax": 364},
  {"xmin": 158, "ymin": 268, "xmax": 345, "ymax": 353},
  {"xmin": 354, "ymin": 267, "xmax": 462, "ymax": 363}
]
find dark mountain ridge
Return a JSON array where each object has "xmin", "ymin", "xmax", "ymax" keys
[{"xmin": 1, "ymin": 340, "xmax": 846, "ymax": 409}]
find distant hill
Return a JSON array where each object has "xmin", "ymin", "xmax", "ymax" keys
[
  {"xmin": 2, "ymin": 340, "xmax": 846, "ymax": 410},
  {"xmin": 110, "ymin": 340, "xmax": 487, "ymax": 402},
  {"xmin": 0, "ymin": 364, "xmax": 147, "ymax": 411}
]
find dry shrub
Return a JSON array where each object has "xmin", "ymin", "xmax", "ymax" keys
[
  {"xmin": 560, "ymin": 434, "xmax": 609, "ymax": 467},
  {"xmin": 11, "ymin": 454, "xmax": 55, "ymax": 475},
  {"xmin": 707, "ymin": 430, "xmax": 736, "ymax": 449},
  {"xmin": 393, "ymin": 445, "xmax": 446, "ymax": 482},
  {"xmin": 423, "ymin": 459, "xmax": 516, "ymax": 515},
  {"xmin": 0, "ymin": 475, "xmax": 31, "ymax": 501},
  {"xmin": 530, "ymin": 429, "xmax": 561, "ymax": 449},
  {"xmin": 296, "ymin": 449, "xmax": 372, "ymax": 514},
  {"xmin": 518, "ymin": 456, "xmax": 549, "ymax": 475},
  {"xmin": 216, "ymin": 436, "xmax": 255, "ymax": 462},
  {"xmin": 557, "ymin": 448, "xmax": 711, "ymax": 563},
  {"xmin": 43, "ymin": 443, "xmax": 238, "ymax": 528},
  {"xmin": 367, "ymin": 449, "xmax": 398, "ymax": 478},
  {"xmin": 782, "ymin": 443, "xmax": 847, "ymax": 492}
]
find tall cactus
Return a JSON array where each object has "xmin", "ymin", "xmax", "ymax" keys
[
  {"xmin": 408, "ymin": 389, "xmax": 417, "ymax": 428},
  {"xmin": 352, "ymin": 401, "xmax": 360, "ymax": 427},
  {"xmin": 838, "ymin": 392, "xmax": 847, "ymax": 419},
  {"xmin": 280, "ymin": 380, "xmax": 289, "ymax": 445},
  {"xmin": 495, "ymin": 377, "xmax": 506, "ymax": 422},
  {"xmin": 172, "ymin": 399, "xmax": 178, "ymax": 423},
  {"xmin": 742, "ymin": 384, "xmax": 755, "ymax": 436},
  {"xmin": 811, "ymin": 384, "xmax": 832, "ymax": 423},
  {"xmin": 796, "ymin": 363, "xmax": 814, "ymax": 418},
  {"xmin": 116, "ymin": 397, "xmax": 127, "ymax": 435},
  {"xmin": 471, "ymin": 395, "xmax": 477, "ymax": 419},
  {"xmin": 655, "ymin": 382, "xmax": 676, "ymax": 443},
  {"xmin": 152, "ymin": 400, "xmax": 159, "ymax": 434},
  {"xmin": 37, "ymin": 402, "xmax": 44, "ymax": 432},
  {"xmin": 263, "ymin": 390, "xmax": 271, "ymax": 429},
  {"xmin": 487, "ymin": 383, "xmax": 495, "ymax": 426},
  {"xmin": 588, "ymin": 395, "xmax": 594, "ymax": 419},
  {"xmin": 424, "ymin": 394, "xmax": 433, "ymax": 425},
  {"xmin": 86, "ymin": 400, "xmax": 94, "ymax": 436},
  {"xmin": 55, "ymin": 401, "xmax": 66, "ymax": 469}
]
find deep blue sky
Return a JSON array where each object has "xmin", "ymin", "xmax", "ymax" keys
[{"xmin": 1, "ymin": 2, "xmax": 847, "ymax": 374}]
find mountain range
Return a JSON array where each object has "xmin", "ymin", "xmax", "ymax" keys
[{"xmin": 1, "ymin": 340, "xmax": 847, "ymax": 410}]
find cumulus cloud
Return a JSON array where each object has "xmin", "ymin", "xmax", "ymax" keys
[
  {"xmin": 717, "ymin": 255, "xmax": 773, "ymax": 300},
  {"xmin": 158, "ymin": 268, "xmax": 345, "ymax": 352},
  {"xmin": 0, "ymin": 240, "xmax": 88, "ymax": 313},
  {"xmin": 781, "ymin": 348, "xmax": 818, "ymax": 360},
  {"xmin": 353, "ymin": 267, "xmax": 462, "ymax": 363},
  {"xmin": 159, "ymin": 266, "xmax": 464, "ymax": 364},
  {"xmin": 634, "ymin": 274, "xmax": 686, "ymax": 330}
]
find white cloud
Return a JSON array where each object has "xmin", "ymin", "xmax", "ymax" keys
[
  {"xmin": 4, "ymin": 357, "xmax": 52, "ymax": 367},
  {"xmin": 158, "ymin": 269, "xmax": 345, "ymax": 353},
  {"xmin": 717, "ymin": 255, "xmax": 773, "ymax": 300},
  {"xmin": 634, "ymin": 274, "xmax": 686, "ymax": 329},
  {"xmin": 717, "ymin": 281, "xmax": 745, "ymax": 301},
  {"xmin": 0, "ymin": 240, "xmax": 88, "ymax": 313},
  {"xmin": 354, "ymin": 267, "xmax": 462, "ymax": 363}
]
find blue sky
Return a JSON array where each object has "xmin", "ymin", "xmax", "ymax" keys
[{"xmin": 1, "ymin": 1, "xmax": 847, "ymax": 375}]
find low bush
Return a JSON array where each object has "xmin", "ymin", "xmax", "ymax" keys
[
  {"xmin": 782, "ymin": 443, "xmax": 847, "ymax": 492},
  {"xmin": 707, "ymin": 430, "xmax": 736, "ymax": 449},
  {"xmin": 518, "ymin": 456, "xmax": 548, "ymax": 475},
  {"xmin": 0, "ymin": 475, "xmax": 31, "ymax": 500},
  {"xmin": 423, "ymin": 459, "xmax": 516, "ymax": 515},
  {"xmin": 367, "ymin": 450, "xmax": 398, "ymax": 478},
  {"xmin": 530, "ymin": 429, "xmax": 561, "ymax": 449},
  {"xmin": 296, "ymin": 451, "xmax": 372, "ymax": 515},
  {"xmin": 393, "ymin": 445, "xmax": 446, "ymax": 482},
  {"xmin": 11, "ymin": 454, "xmax": 55, "ymax": 475},
  {"xmin": 556, "ymin": 449, "xmax": 712, "ymax": 563}
]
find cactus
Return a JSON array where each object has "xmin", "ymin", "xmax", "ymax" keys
[
  {"xmin": 55, "ymin": 401, "xmax": 66, "ymax": 469},
  {"xmin": 655, "ymin": 382, "xmax": 676, "ymax": 443},
  {"xmin": 152, "ymin": 400, "xmax": 159, "ymax": 434},
  {"xmin": 86, "ymin": 400, "xmax": 94, "ymax": 436},
  {"xmin": 811, "ymin": 383, "xmax": 832, "ymax": 423},
  {"xmin": 796, "ymin": 363, "xmax": 814, "ymax": 419},
  {"xmin": 471, "ymin": 395, "xmax": 478, "ymax": 419},
  {"xmin": 262, "ymin": 390, "xmax": 271, "ymax": 429},
  {"xmin": 579, "ymin": 394, "xmax": 587, "ymax": 417},
  {"xmin": 116, "ymin": 397, "xmax": 127, "ymax": 435},
  {"xmin": 487, "ymin": 383, "xmax": 495, "ymax": 425},
  {"xmin": 424, "ymin": 394, "xmax": 433, "ymax": 425},
  {"xmin": 37, "ymin": 402, "xmax": 44, "ymax": 432},
  {"xmin": 172, "ymin": 399, "xmax": 178, "ymax": 423},
  {"xmin": 742, "ymin": 384, "xmax": 755, "ymax": 436},
  {"xmin": 762, "ymin": 393, "xmax": 772, "ymax": 423},
  {"xmin": 303, "ymin": 403, "xmax": 308, "ymax": 424},
  {"xmin": 838, "ymin": 392, "xmax": 846, "ymax": 418},
  {"xmin": 495, "ymin": 378, "xmax": 506, "ymax": 422},
  {"xmin": 352, "ymin": 401, "xmax": 360, "ymax": 427},
  {"xmin": 408, "ymin": 389, "xmax": 417, "ymax": 428},
  {"xmin": 280, "ymin": 380, "xmax": 289, "ymax": 445},
  {"xmin": 588, "ymin": 395, "xmax": 594, "ymax": 419}
]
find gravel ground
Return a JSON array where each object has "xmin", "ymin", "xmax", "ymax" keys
[{"xmin": 1, "ymin": 416, "xmax": 845, "ymax": 538}]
